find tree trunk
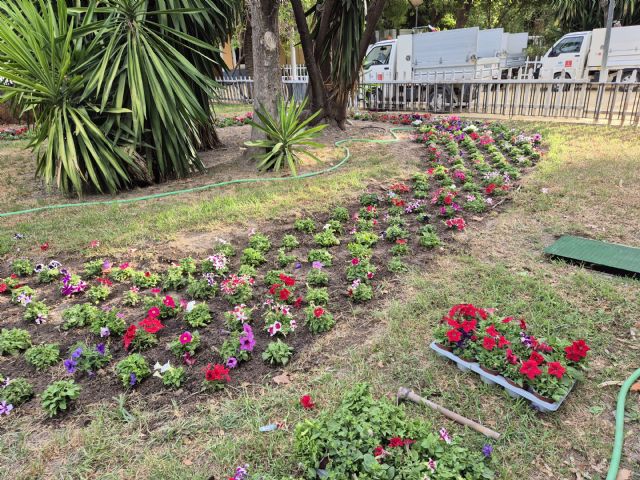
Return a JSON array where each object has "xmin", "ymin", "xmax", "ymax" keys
[
  {"xmin": 455, "ymin": 0, "xmax": 473, "ymax": 28},
  {"xmin": 247, "ymin": 0, "xmax": 280, "ymax": 142},
  {"xmin": 243, "ymin": 20, "xmax": 254, "ymax": 77}
]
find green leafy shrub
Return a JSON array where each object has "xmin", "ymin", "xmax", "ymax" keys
[
  {"xmin": 116, "ymin": 354, "xmax": 150, "ymax": 387},
  {"xmin": 186, "ymin": 277, "xmax": 217, "ymax": 300},
  {"xmin": 418, "ymin": 225, "xmax": 441, "ymax": 248},
  {"xmin": 314, "ymin": 229, "xmax": 340, "ymax": 248},
  {"xmin": 214, "ymin": 243, "xmax": 236, "ymax": 258},
  {"xmin": 294, "ymin": 384, "xmax": 493, "ymax": 479},
  {"xmin": 359, "ymin": 193, "xmax": 379, "ymax": 206},
  {"xmin": 62, "ymin": 304, "xmax": 100, "ymax": 330},
  {"xmin": 238, "ymin": 264, "xmax": 257, "ymax": 278},
  {"xmin": 160, "ymin": 366, "xmax": 185, "ymax": 389},
  {"xmin": 241, "ymin": 247, "xmax": 267, "ymax": 267},
  {"xmin": 185, "ymin": 303, "xmax": 212, "ymax": 328},
  {"xmin": 223, "ymin": 304, "xmax": 253, "ymax": 331},
  {"xmin": 307, "ymin": 268, "xmax": 329, "ymax": 287},
  {"xmin": 83, "ymin": 260, "xmax": 104, "ymax": 278},
  {"xmin": 245, "ymin": 97, "xmax": 326, "ymax": 175},
  {"xmin": 277, "ymin": 248, "xmax": 297, "ymax": 268},
  {"xmin": 385, "ymin": 224, "xmax": 409, "ymax": 242},
  {"xmin": 353, "ymin": 231, "xmax": 379, "ymax": 247},
  {"xmin": 306, "ymin": 287, "xmax": 329, "ymax": 306},
  {"xmin": 281, "ymin": 234, "xmax": 300, "ymax": 250},
  {"xmin": 87, "ymin": 285, "xmax": 111, "ymax": 304},
  {"xmin": 122, "ymin": 288, "xmax": 142, "ymax": 306},
  {"xmin": 143, "ymin": 296, "xmax": 180, "ymax": 319},
  {"xmin": 11, "ymin": 259, "xmax": 33, "ymax": 276},
  {"xmin": 38, "ymin": 267, "xmax": 60, "ymax": 284},
  {"xmin": 0, "ymin": 328, "xmax": 31, "ymax": 355},
  {"xmin": 129, "ymin": 329, "xmax": 158, "ymax": 352},
  {"xmin": 307, "ymin": 249, "xmax": 333, "ymax": 266},
  {"xmin": 88, "ymin": 309, "xmax": 127, "ymax": 337},
  {"xmin": 25, "ymin": 344, "xmax": 60, "ymax": 370},
  {"xmin": 11, "ymin": 286, "xmax": 36, "ymax": 304},
  {"xmin": 41, "ymin": 380, "xmax": 81, "ymax": 416},
  {"xmin": 294, "ymin": 218, "xmax": 316, "ymax": 233},
  {"xmin": 162, "ymin": 265, "xmax": 190, "ymax": 291},
  {"xmin": 262, "ymin": 340, "xmax": 294, "ymax": 366},
  {"xmin": 264, "ymin": 269, "xmax": 288, "ymax": 286},
  {"xmin": 221, "ymin": 274, "xmax": 254, "ymax": 304},
  {"xmin": 390, "ymin": 242, "xmax": 410, "ymax": 256},
  {"xmin": 110, "ymin": 266, "xmax": 135, "ymax": 282},
  {"xmin": 388, "ymin": 257, "xmax": 409, "ymax": 273},
  {"xmin": 24, "ymin": 301, "xmax": 49, "ymax": 323},
  {"xmin": 67, "ymin": 342, "xmax": 112, "ymax": 373},
  {"xmin": 248, "ymin": 233, "xmax": 272, "ymax": 253},
  {"xmin": 464, "ymin": 196, "xmax": 488, "ymax": 213},
  {"xmin": 132, "ymin": 270, "xmax": 161, "ymax": 288},
  {"xmin": 346, "ymin": 242, "xmax": 373, "ymax": 259},
  {"xmin": 346, "ymin": 258, "xmax": 376, "ymax": 283},
  {"xmin": 0, "ymin": 378, "xmax": 34, "ymax": 405},
  {"xmin": 331, "ymin": 206, "xmax": 349, "ymax": 223},
  {"xmin": 324, "ymin": 219, "xmax": 344, "ymax": 235},
  {"xmin": 348, "ymin": 281, "xmax": 373, "ymax": 302},
  {"xmin": 305, "ymin": 305, "xmax": 335, "ymax": 334}
]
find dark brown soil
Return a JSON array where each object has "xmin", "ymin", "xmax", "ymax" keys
[{"xmin": 0, "ymin": 122, "xmax": 541, "ymax": 426}]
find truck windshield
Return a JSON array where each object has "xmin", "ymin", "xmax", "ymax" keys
[
  {"xmin": 364, "ymin": 45, "xmax": 391, "ymax": 68},
  {"xmin": 549, "ymin": 36, "xmax": 583, "ymax": 57}
]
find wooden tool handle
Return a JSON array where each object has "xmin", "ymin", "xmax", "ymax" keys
[{"xmin": 397, "ymin": 387, "xmax": 501, "ymax": 440}]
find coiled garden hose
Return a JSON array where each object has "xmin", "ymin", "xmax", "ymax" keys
[
  {"xmin": 606, "ymin": 368, "xmax": 640, "ymax": 480},
  {"xmin": 0, "ymin": 127, "xmax": 416, "ymax": 219}
]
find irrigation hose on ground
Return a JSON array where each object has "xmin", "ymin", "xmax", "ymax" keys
[
  {"xmin": 0, "ymin": 126, "xmax": 415, "ymax": 219},
  {"xmin": 606, "ymin": 368, "xmax": 640, "ymax": 480},
  {"xmin": 1, "ymin": 126, "xmax": 637, "ymax": 478}
]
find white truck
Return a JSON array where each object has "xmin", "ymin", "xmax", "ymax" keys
[
  {"xmin": 362, "ymin": 27, "xmax": 528, "ymax": 109},
  {"xmin": 537, "ymin": 25, "xmax": 640, "ymax": 82}
]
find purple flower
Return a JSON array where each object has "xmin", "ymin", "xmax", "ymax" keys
[
  {"xmin": 64, "ymin": 358, "xmax": 77, "ymax": 374},
  {"xmin": 311, "ymin": 261, "xmax": 324, "ymax": 269},
  {"xmin": 48, "ymin": 260, "xmax": 61, "ymax": 270},
  {"xmin": 294, "ymin": 262, "xmax": 302, "ymax": 270},
  {"xmin": 116, "ymin": 312, "xmax": 125, "ymax": 319},
  {"xmin": 96, "ymin": 343, "xmax": 106, "ymax": 356},
  {"xmin": 226, "ymin": 357, "xmax": 238, "ymax": 369},
  {"xmin": 482, "ymin": 444, "xmax": 493, "ymax": 457},
  {"xmin": 34, "ymin": 264, "xmax": 45, "ymax": 273},
  {"xmin": 0, "ymin": 401, "xmax": 13, "ymax": 416},
  {"xmin": 232, "ymin": 465, "xmax": 249, "ymax": 480},
  {"xmin": 439, "ymin": 427, "xmax": 452, "ymax": 444},
  {"xmin": 1, "ymin": 377, "xmax": 10, "ymax": 388},
  {"xmin": 102, "ymin": 260, "xmax": 112, "ymax": 270},
  {"xmin": 129, "ymin": 373, "xmax": 137, "ymax": 386},
  {"xmin": 71, "ymin": 347, "xmax": 83, "ymax": 360},
  {"xmin": 100, "ymin": 327, "xmax": 110, "ymax": 338}
]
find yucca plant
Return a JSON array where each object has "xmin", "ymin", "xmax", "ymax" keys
[
  {"xmin": 0, "ymin": 0, "xmax": 145, "ymax": 194},
  {"xmin": 245, "ymin": 97, "xmax": 327, "ymax": 175}
]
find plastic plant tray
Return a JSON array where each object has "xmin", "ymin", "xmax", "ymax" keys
[{"xmin": 430, "ymin": 341, "xmax": 573, "ymax": 413}]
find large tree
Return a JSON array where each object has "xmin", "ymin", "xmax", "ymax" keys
[{"xmin": 290, "ymin": 0, "xmax": 388, "ymax": 128}]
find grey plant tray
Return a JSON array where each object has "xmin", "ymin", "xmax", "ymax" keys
[{"xmin": 430, "ymin": 341, "xmax": 573, "ymax": 413}]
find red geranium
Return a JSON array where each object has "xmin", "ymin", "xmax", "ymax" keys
[
  {"xmin": 163, "ymin": 295, "xmax": 176, "ymax": 308},
  {"xmin": 529, "ymin": 351, "xmax": 545, "ymax": 365},
  {"xmin": 461, "ymin": 319, "xmax": 477, "ymax": 333},
  {"xmin": 204, "ymin": 363, "xmax": 230, "ymax": 383},
  {"xmin": 485, "ymin": 184, "xmax": 497, "ymax": 195},
  {"xmin": 497, "ymin": 336, "xmax": 510, "ymax": 348},
  {"xmin": 547, "ymin": 362, "xmax": 566, "ymax": 379},
  {"xmin": 519, "ymin": 319, "xmax": 527, "ymax": 330},
  {"xmin": 0, "ymin": 283, "xmax": 7, "ymax": 294},
  {"xmin": 268, "ymin": 283, "xmax": 280, "ymax": 295},
  {"xmin": 293, "ymin": 296, "xmax": 304, "ymax": 308},
  {"xmin": 313, "ymin": 307, "xmax": 324, "ymax": 318},
  {"xmin": 300, "ymin": 395, "xmax": 315, "ymax": 410},
  {"xmin": 565, "ymin": 340, "xmax": 590, "ymax": 362},
  {"xmin": 388, "ymin": 437, "xmax": 404, "ymax": 448},
  {"xmin": 40, "ymin": 242, "xmax": 49, "ymax": 251},
  {"xmin": 446, "ymin": 316, "xmax": 461, "ymax": 328},
  {"xmin": 485, "ymin": 325, "xmax": 499, "ymax": 337},
  {"xmin": 519, "ymin": 359, "xmax": 542, "ymax": 380},
  {"xmin": 396, "ymin": 239, "xmax": 407, "ymax": 245},
  {"xmin": 148, "ymin": 307, "xmax": 161, "ymax": 318},
  {"xmin": 506, "ymin": 349, "xmax": 518, "ymax": 364},
  {"xmin": 446, "ymin": 329, "xmax": 462, "ymax": 343},
  {"xmin": 373, "ymin": 445, "xmax": 385, "ymax": 457},
  {"xmin": 501, "ymin": 316, "xmax": 514, "ymax": 323},
  {"xmin": 279, "ymin": 273, "xmax": 295, "ymax": 287},
  {"xmin": 139, "ymin": 316, "xmax": 165, "ymax": 334},
  {"xmin": 482, "ymin": 336, "xmax": 496, "ymax": 351},
  {"xmin": 123, "ymin": 325, "xmax": 137, "ymax": 350},
  {"xmin": 279, "ymin": 288, "xmax": 291, "ymax": 301}
]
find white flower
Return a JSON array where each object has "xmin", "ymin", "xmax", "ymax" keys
[{"xmin": 186, "ymin": 301, "xmax": 196, "ymax": 313}]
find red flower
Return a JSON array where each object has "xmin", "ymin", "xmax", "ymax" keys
[
  {"xmin": 268, "ymin": 283, "xmax": 280, "ymax": 295},
  {"xmin": 293, "ymin": 296, "xmax": 304, "ymax": 309},
  {"xmin": 151, "ymin": 288, "xmax": 161, "ymax": 294},
  {"xmin": 313, "ymin": 307, "xmax": 324, "ymax": 318},
  {"xmin": 10, "ymin": 274, "xmax": 17, "ymax": 279},
  {"xmin": 506, "ymin": 349, "xmax": 518, "ymax": 364},
  {"xmin": 446, "ymin": 329, "xmax": 462, "ymax": 343},
  {"xmin": 461, "ymin": 319, "xmax": 477, "ymax": 333},
  {"xmin": 119, "ymin": 262, "xmax": 130, "ymax": 270},
  {"xmin": 139, "ymin": 316, "xmax": 165, "ymax": 334},
  {"xmin": 485, "ymin": 184, "xmax": 496, "ymax": 195},
  {"xmin": 373, "ymin": 445, "xmax": 385, "ymax": 457},
  {"xmin": 123, "ymin": 325, "xmax": 137, "ymax": 350},
  {"xmin": 0, "ymin": 283, "xmax": 7, "ymax": 294},
  {"xmin": 497, "ymin": 336, "xmax": 510, "ymax": 348},
  {"xmin": 96, "ymin": 277, "xmax": 113, "ymax": 286},
  {"xmin": 547, "ymin": 362, "xmax": 566, "ymax": 379},
  {"xmin": 482, "ymin": 336, "xmax": 496, "ymax": 351},
  {"xmin": 519, "ymin": 319, "xmax": 527, "ymax": 330},
  {"xmin": 485, "ymin": 325, "xmax": 499, "ymax": 337},
  {"xmin": 144, "ymin": 271, "xmax": 151, "ymax": 278},
  {"xmin": 445, "ymin": 317, "xmax": 461, "ymax": 329},
  {"xmin": 300, "ymin": 395, "xmax": 315, "ymax": 410},
  {"xmin": 519, "ymin": 359, "xmax": 542, "ymax": 380},
  {"xmin": 204, "ymin": 364, "xmax": 230, "ymax": 382},
  {"xmin": 351, "ymin": 258, "xmax": 360, "ymax": 266},
  {"xmin": 279, "ymin": 273, "xmax": 295, "ymax": 287},
  {"xmin": 470, "ymin": 131, "xmax": 479, "ymax": 140},
  {"xmin": 501, "ymin": 316, "xmax": 514, "ymax": 323},
  {"xmin": 444, "ymin": 195, "xmax": 452, "ymax": 205},
  {"xmin": 279, "ymin": 288, "xmax": 291, "ymax": 301},
  {"xmin": 388, "ymin": 437, "xmax": 404, "ymax": 448},
  {"xmin": 148, "ymin": 307, "xmax": 161, "ymax": 318},
  {"xmin": 396, "ymin": 239, "xmax": 407, "ymax": 245},
  {"xmin": 529, "ymin": 351, "xmax": 545, "ymax": 365},
  {"xmin": 40, "ymin": 242, "xmax": 49, "ymax": 251},
  {"xmin": 163, "ymin": 295, "xmax": 176, "ymax": 308},
  {"xmin": 565, "ymin": 340, "xmax": 590, "ymax": 362},
  {"xmin": 470, "ymin": 335, "xmax": 478, "ymax": 341}
]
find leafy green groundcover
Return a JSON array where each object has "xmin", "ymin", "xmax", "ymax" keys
[{"xmin": 294, "ymin": 384, "xmax": 493, "ymax": 479}]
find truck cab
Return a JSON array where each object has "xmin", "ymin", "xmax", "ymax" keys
[
  {"xmin": 363, "ymin": 40, "xmax": 396, "ymax": 82},
  {"xmin": 538, "ymin": 32, "xmax": 591, "ymax": 80}
]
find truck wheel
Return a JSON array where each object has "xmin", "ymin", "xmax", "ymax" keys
[
  {"xmin": 552, "ymin": 72, "xmax": 570, "ymax": 92},
  {"xmin": 618, "ymin": 71, "xmax": 639, "ymax": 92}
]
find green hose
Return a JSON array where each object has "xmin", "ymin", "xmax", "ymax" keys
[
  {"xmin": 606, "ymin": 368, "xmax": 640, "ymax": 480},
  {"xmin": 0, "ymin": 127, "xmax": 415, "ymax": 219}
]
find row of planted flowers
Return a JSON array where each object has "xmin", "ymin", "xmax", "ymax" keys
[
  {"xmin": 434, "ymin": 303, "xmax": 590, "ymax": 404},
  {"xmin": 0, "ymin": 117, "xmax": 543, "ymax": 419}
]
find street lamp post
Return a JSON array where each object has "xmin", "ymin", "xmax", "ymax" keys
[{"xmin": 408, "ymin": 0, "xmax": 423, "ymax": 29}]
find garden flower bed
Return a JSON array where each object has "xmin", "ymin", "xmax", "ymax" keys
[
  {"xmin": 432, "ymin": 304, "xmax": 590, "ymax": 412},
  {"xmin": 0, "ymin": 117, "xmax": 544, "ymax": 419}
]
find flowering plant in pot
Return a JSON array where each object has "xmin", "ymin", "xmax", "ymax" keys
[{"xmin": 433, "ymin": 303, "xmax": 488, "ymax": 357}]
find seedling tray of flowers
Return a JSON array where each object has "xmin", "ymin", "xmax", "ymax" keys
[
  {"xmin": 431, "ymin": 304, "xmax": 590, "ymax": 413},
  {"xmin": 430, "ymin": 341, "xmax": 574, "ymax": 413}
]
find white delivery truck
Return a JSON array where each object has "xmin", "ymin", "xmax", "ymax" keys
[
  {"xmin": 537, "ymin": 25, "xmax": 640, "ymax": 82},
  {"xmin": 362, "ymin": 27, "xmax": 528, "ymax": 109}
]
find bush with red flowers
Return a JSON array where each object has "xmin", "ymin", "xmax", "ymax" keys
[
  {"xmin": 434, "ymin": 304, "xmax": 590, "ymax": 402},
  {"xmin": 202, "ymin": 363, "xmax": 230, "ymax": 390},
  {"xmin": 304, "ymin": 305, "xmax": 335, "ymax": 334}
]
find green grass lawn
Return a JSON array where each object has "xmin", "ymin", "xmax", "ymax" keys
[{"xmin": 0, "ymin": 120, "xmax": 639, "ymax": 479}]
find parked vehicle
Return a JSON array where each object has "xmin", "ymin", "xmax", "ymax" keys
[
  {"xmin": 537, "ymin": 25, "xmax": 640, "ymax": 82},
  {"xmin": 362, "ymin": 27, "xmax": 528, "ymax": 110}
]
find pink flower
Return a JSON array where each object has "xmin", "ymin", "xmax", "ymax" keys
[
  {"xmin": 151, "ymin": 288, "xmax": 161, "ymax": 294},
  {"xmin": 351, "ymin": 258, "xmax": 360, "ymax": 266},
  {"xmin": 179, "ymin": 331, "xmax": 193, "ymax": 345},
  {"xmin": 163, "ymin": 295, "xmax": 176, "ymax": 308}
]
